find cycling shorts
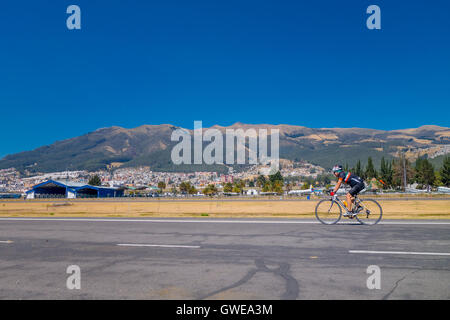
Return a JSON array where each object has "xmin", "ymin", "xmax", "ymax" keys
[{"xmin": 348, "ymin": 182, "xmax": 365, "ymax": 196}]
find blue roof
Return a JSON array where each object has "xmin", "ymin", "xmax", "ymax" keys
[{"xmin": 27, "ymin": 180, "xmax": 121, "ymax": 193}]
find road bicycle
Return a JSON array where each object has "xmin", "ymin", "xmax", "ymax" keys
[{"xmin": 315, "ymin": 191, "xmax": 382, "ymax": 225}]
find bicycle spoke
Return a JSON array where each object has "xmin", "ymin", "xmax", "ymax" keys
[
  {"xmin": 355, "ymin": 199, "xmax": 382, "ymax": 225},
  {"xmin": 315, "ymin": 199, "xmax": 342, "ymax": 224}
]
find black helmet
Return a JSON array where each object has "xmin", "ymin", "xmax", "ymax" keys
[{"xmin": 332, "ymin": 165, "xmax": 343, "ymax": 173}]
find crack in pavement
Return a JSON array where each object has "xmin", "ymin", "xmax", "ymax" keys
[
  {"xmin": 382, "ymin": 269, "xmax": 422, "ymax": 300},
  {"xmin": 199, "ymin": 259, "xmax": 299, "ymax": 300}
]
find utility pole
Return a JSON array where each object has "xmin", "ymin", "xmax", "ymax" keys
[{"xmin": 403, "ymin": 154, "xmax": 407, "ymax": 192}]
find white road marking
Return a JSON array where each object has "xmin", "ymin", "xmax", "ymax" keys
[
  {"xmin": 0, "ymin": 217, "xmax": 449, "ymax": 225},
  {"xmin": 379, "ymin": 221, "xmax": 450, "ymax": 225},
  {"xmin": 0, "ymin": 218, "xmax": 318, "ymax": 224},
  {"xmin": 349, "ymin": 250, "xmax": 450, "ymax": 256},
  {"xmin": 117, "ymin": 243, "xmax": 200, "ymax": 249}
]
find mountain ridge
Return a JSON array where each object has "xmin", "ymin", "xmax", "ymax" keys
[{"xmin": 1, "ymin": 124, "xmax": 449, "ymax": 174}]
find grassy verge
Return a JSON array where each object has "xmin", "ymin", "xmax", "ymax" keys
[{"xmin": 0, "ymin": 200, "xmax": 449, "ymax": 219}]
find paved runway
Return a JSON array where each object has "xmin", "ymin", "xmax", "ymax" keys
[{"xmin": 0, "ymin": 217, "xmax": 449, "ymax": 299}]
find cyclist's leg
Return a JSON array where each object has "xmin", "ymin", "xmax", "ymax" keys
[
  {"xmin": 348, "ymin": 183, "xmax": 364, "ymax": 211},
  {"xmin": 345, "ymin": 192, "xmax": 353, "ymax": 211}
]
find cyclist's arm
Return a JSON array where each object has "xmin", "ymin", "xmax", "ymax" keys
[{"xmin": 333, "ymin": 178, "xmax": 343, "ymax": 194}]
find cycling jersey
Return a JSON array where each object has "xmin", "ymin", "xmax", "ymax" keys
[{"xmin": 337, "ymin": 171, "xmax": 364, "ymax": 188}]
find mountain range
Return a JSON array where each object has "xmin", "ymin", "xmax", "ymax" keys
[{"xmin": 1, "ymin": 123, "xmax": 449, "ymax": 174}]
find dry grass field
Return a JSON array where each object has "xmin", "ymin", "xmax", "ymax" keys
[{"xmin": 0, "ymin": 199, "xmax": 449, "ymax": 219}]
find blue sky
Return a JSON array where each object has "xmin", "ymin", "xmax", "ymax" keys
[{"xmin": 0, "ymin": 0, "xmax": 449, "ymax": 157}]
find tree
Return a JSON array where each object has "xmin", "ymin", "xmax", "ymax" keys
[
  {"xmin": 285, "ymin": 182, "xmax": 292, "ymax": 192},
  {"xmin": 88, "ymin": 175, "xmax": 101, "ymax": 186},
  {"xmin": 440, "ymin": 156, "xmax": 450, "ymax": 187},
  {"xmin": 269, "ymin": 171, "xmax": 283, "ymax": 184},
  {"xmin": 379, "ymin": 157, "xmax": 393, "ymax": 188},
  {"xmin": 179, "ymin": 181, "xmax": 192, "ymax": 194},
  {"xmin": 354, "ymin": 160, "xmax": 364, "ymax": 179},
  {"xmin": 188, "ymin": 185, "xmax": 198, "ymax": 195},
  {"xmin": 262, "ymin": 183, "xmax": 271, "ymax": 192},
  {"xmin": 223, "ymin": 182, "xmax": 233, "ymax": 193},
  {"xmin": 237, "ymin": 179, "xmax": 246, "ymax": 189},
  {"xmin": 267, "ymin": 171, "xmax": 282, "ymax": 192},
  {"xmin": 392, "ymin": 155, "xmax": 414, "ymax": 189},
  {"xmin": 209, "ymin": 184, "xmax": 218, "ymax": 195},
  {"xmin": 232, "ymin": 183, "xmax": 242, "ymax": 194},
  {"xmin": 256, "ymin": 175, "xmax": 267, "ymax": 188},
  {"xmin": 435, "ymin": 171, "xmax": 444, "ymax": 187},
  {"xmin": 365, "ymin": 157, "xmax": 377, "ymax": 180},
  {"xmin": 203, "ymin": 184, "xmax": 218, "ymax": 196},
  {"xmin": 271, "ymin": 180, "xmax": 283, "ymax": 194},
  {"xmin": 415, "ymin": 158, "xmax": 435, "ymax": 191},
  {"xmin": 301, "ymin": 182, "xmax": 309, "ymax": 190},
  {"xmin": 158, "ymin": 181, "xmax": 166, "ymax": 192}
]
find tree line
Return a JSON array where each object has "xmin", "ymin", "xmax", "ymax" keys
[{"xmin": 344, "ymin": 155, "xmax": 450, "ymax": 190}]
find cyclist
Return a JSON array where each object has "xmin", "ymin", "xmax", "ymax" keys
[{"xmin": 330, "ymin": 165, "xmax": 365, "ymax": 214}]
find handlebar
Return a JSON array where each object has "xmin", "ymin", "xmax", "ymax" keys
[{"xmin": 324, "ymin": 189, "xmax": 339, "ymax": 200}]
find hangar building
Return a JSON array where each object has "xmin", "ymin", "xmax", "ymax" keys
[{"xmin": 26, "ymin": 180, "xmax": 124, "ymax": 199}]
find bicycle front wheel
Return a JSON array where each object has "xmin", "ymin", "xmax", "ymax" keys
[
  {"xmin": 315, "ymin": 199, "xmax": 342, "ymax": 225},
  {"xmin": 355, "ymin": 199, "xmax": 383, "ymax": 225}
]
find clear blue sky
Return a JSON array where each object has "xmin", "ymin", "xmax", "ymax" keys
[{"xmin": 0, "ymin": 0, "xmax": 449, "ymax": 157}]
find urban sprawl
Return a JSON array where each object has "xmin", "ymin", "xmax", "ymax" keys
[{"xmin": 0, "ymin": 161, "xmax": 326, "ymax": 196}]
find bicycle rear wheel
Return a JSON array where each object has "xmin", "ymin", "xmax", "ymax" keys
[
  {"xmin": 355, "ymin": 199, "xmax": 382, "ymax": 225},
  {"xmin": 315, "ymin": 199, "xmax": 342, "ymax": 225}
]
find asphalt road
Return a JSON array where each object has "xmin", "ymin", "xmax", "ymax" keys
[{"xmin": 0, "ymin": 217, "xmax": 449, "ymax": 300}]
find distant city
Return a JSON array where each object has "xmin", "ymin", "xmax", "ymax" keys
[{"xmin": 0, "ymin": 160, "xmax": 326, "ymax": 194}]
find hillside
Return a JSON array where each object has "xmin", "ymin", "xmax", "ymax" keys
[{"xmin": 0, "ymin": 124, "xmax": 449, "ymax": 174}]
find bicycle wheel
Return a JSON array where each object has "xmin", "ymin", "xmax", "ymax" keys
[
  {"xmin": 315, "ymin": 199, "xmax": 342, "ymax": 225},
  {"xmin": 355, "ymin": 199, "xmax": 382, "ymax": 225}
]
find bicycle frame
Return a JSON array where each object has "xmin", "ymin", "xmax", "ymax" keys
[{"xmin": 331, "ymin": 195, "xmax": 362, "ymax": 216}]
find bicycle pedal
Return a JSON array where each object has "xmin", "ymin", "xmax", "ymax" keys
[{"xmin": 344, "ymin": 212, "xmax": 354, "ymax": 217}]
